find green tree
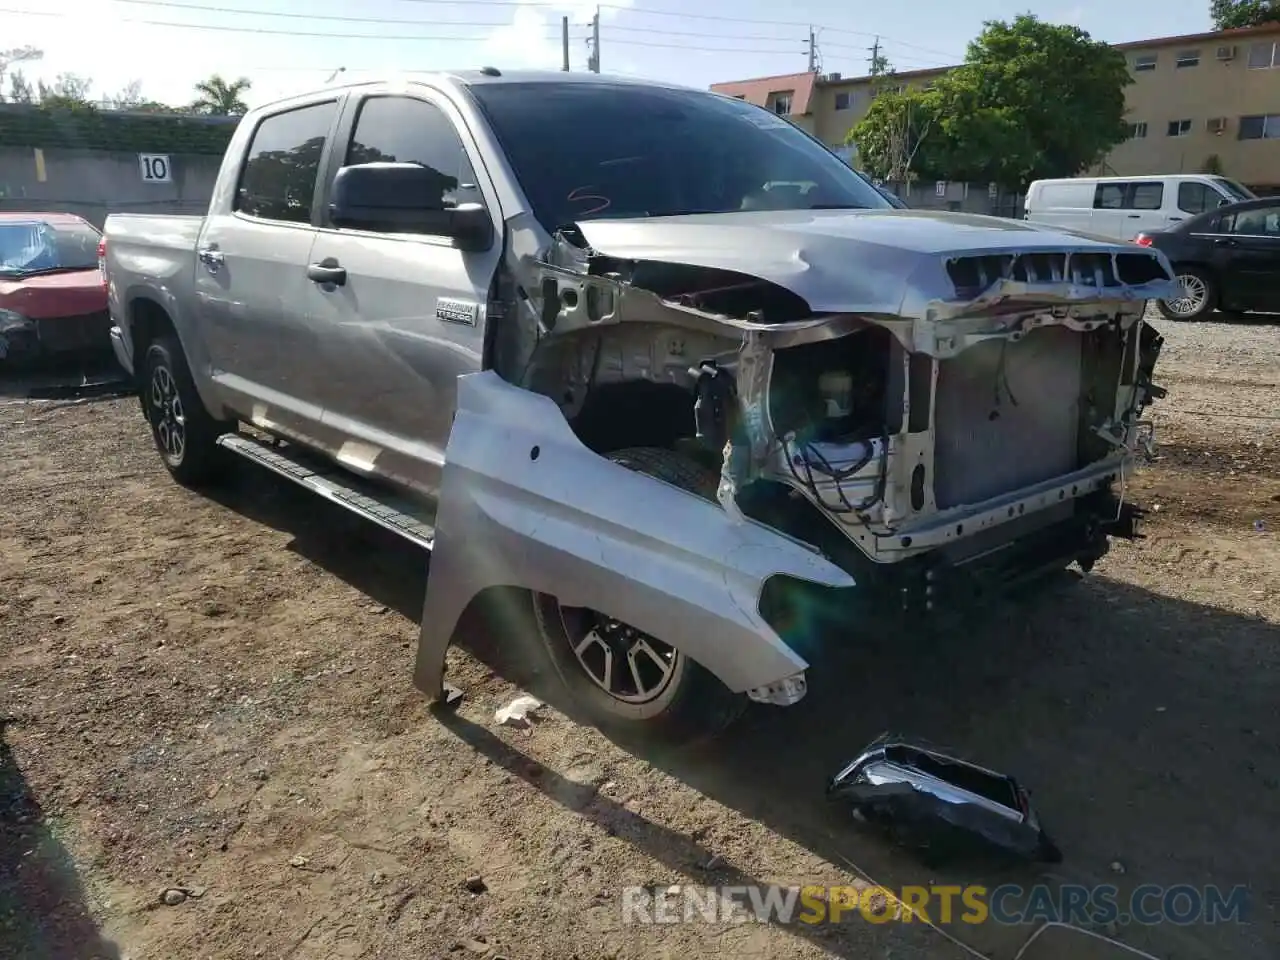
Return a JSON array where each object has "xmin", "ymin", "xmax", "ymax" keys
[
  {"xmin": 191, "ymin": 74, "xmax": 251, "ymax": 116},
  {"xmin": 1210, "ymin": 0, "xmax": 1280, "ymax": 29},
  {"xmin": 853, "ymin": 15, "xmax": 1132, "ymax": 189},
  {"xmin": 847, "ymin": 89, "xmax": 938, "ymax": 182},
  {"xmin": 0, "ymin": 45, "xmax": 41, "ymax": 102}
]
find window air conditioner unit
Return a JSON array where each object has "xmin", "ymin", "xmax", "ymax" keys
[
  {"xmin": 828, "ymin": 72, "xmax": 842, "ymax": 81},
  {"xmin": 1216, "ymin": 45, "xmax": 1237, "ymax": 61},
  {"xmin": 1208, "ymin": 116, "xmax": 1228, "ymax": 134}
]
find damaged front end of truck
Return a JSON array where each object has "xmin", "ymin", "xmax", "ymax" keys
[{"xmin": 415, "ymin": 211, "xmax": 1175, "ymax": 710}]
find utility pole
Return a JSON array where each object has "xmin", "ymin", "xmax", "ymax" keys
[
  {"xmin": 587, "ymin": 8, "xmax": 600, "ymax": 73},
  {"xmin": 807, "ymin": 28, "xmax": 816, "ymax": 73},
  {"xmin": 868, "ymin": 35, "xmax": 881, "ymax": 75},
  {"xmin": 562, "ymin": 16, "xmax": 570, "ymax": 71}
]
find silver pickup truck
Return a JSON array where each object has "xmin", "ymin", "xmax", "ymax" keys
[{"xmin": 104, "ymin": 70, "xmax": 1175, "ymax": 743}]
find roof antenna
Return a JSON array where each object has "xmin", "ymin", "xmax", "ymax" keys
[{"xmin": 479, "ymin": 66, "xmax": 502, "ymax": 77}]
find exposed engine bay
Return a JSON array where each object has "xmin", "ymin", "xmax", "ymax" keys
[{"xmin": 491, "ymin": 211, "xmax": 1175, "ymax": 591}]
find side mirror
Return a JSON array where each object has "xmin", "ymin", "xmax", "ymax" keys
[{"xmin": 328, "ymin": 162, "xmax": 493, "ymax": 253}]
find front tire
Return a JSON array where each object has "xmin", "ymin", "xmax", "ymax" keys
[
  {"xmin": 142, "ymin": 336, "xmax": 231, "ymax": 487},
  {"xmin": 1157, "ymin": 266, "xmax": 1216, "ymax": 321},
  {"xmin": 531, "ymin": 447, "xmax": 747, "ymax": 745}
]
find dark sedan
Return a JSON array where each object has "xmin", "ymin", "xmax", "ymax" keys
[{"xmin": 1135, "ymin": 196, "xmax": 1280, "ymax": 321}]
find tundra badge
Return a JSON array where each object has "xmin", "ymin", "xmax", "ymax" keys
[{"xmin": 436, "ymin": 298, "xmax": 479, "ymax": 326}]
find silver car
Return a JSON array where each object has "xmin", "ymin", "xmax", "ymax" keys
[{"xmin": 104, "ymin": 72, "xmax": 1175, "ymax": 743}]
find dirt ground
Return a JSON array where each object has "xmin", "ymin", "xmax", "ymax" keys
[{"xmin": 1, "ymin": 313, "xmax": 1277, "ymax": 960}]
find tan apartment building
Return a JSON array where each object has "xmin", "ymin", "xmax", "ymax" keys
[{"xmin": 711, "ymin": 23, "xmax": 1280, "ymax": 190}]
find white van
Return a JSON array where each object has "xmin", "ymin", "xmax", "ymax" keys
[{"xmin": 1023, "ymin": 175, "xmax": 1255, "ymax": 241}]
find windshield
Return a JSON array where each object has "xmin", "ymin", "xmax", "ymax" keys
[
  {"xmin": 1212, "ymin": 177, "xmax": 1255, "ymax": 203},
  {"xmin": 0, "ymin": 218, "xmax": 100, "ymax": 277},
  {"xmin": 468, "ymin": 81, "xmax": 890, "ymax": 232}
]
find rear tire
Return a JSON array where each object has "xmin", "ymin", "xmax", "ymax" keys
[
  {"xmin": 1156, "ymin": 266, "xmax": 1216, "ymax": 321},
  {"xmin": 141, "ymin": 335, "xmax": 231, "ymax": 487},
  {"xmin": 531, "ymin": 446, "xmax": 747, "ymax": 746}
]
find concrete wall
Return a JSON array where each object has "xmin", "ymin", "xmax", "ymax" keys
[{"xmin": 0, "ymin": 147, "xmax": 221, "ymax": 228}]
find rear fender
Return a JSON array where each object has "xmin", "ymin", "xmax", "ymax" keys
[{"xmin": 413, "ymin": 371, "xmax": 856, "ymax": 699}]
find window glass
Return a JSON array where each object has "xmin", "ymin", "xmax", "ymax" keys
[
  {"xmin": 834, "ymin": 91, "xmax": 851, "ymax": 110},
  {"xmin": 1177, "ymin": 182, "xmax": 1210, "ymax": 215},
  {"xmin": 1129, "ymin": 182, "xmax": 1163, "ymax": 209},
  {"xmin": 341, "ymin": 96, "xmax": 480, "ymax": 219},
  {"xmin": 1212, "ymin": 177, "xmax": 1254, "ymax": 202},
  {"xmin": 1166, "ymin": 119, "xmax": 1191, "ymax": 137},
  {"xmin": 1094, "ymin": 183, "xmax": 1127, "ymax": 209},
  {"xmin": 236, "ymin": 101, "xmax": 337, "ymax": 223},
  {"xmin": 1247, "ymin": 41, "xmax": 1277, "ymax": 68},
  {"xmin": 1133, "ymin": 54, "xmax": 1157, "ymax": 71},
  {"xmin": 1175, "ymin": 49, "xmax": 1200, "ymax": 68},
  {"xmin": 1230, "ymin": 206, "xmax": 1280, "ymax": 236},
  {"xmin": 468, "ymin": 81, "xmax": 889, "ymax": 233},
  {"xmin": 0, "ymin": 218, "xmax": 99, "ymax": 277}
]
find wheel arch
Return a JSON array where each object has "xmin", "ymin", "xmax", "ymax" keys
[{"xmin": 126, "ymin": 290, "xmax": 227, "ymax": 419}]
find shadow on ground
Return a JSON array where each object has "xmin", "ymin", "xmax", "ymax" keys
[
  {"xmin": 209, "ymin": 465, "xmax": 1279, "ymax": 960},
  {"xmin": 0, "ymin": 350, "xmax": 131, "ymax": 402},
  {"xmin": 0, "ymin": 721, "xmax": 122, "ymax": 960}
]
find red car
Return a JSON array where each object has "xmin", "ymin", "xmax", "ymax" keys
[{"xmin": 0, "ymin": 212, "xmax": 110, "ymax": 363}]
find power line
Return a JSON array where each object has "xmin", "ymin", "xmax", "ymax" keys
[
  {"xmin": 106, "ymin": 0, "xmax": 834, "ymax": 49},
  {"xmin": 34, "ymin": 0, "xmax": 966, "ymax": 64},
  {"xmin": 5, "ymin": 6, "xmax": 809, "ymax": 56},
  {"xmin": 1, "ymin": 7, "xmax": 560, "ymax": 41}
]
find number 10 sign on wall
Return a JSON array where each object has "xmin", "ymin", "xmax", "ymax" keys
[{"xmin": 139, "ymin": 154, "xmax": 173, "ymax": 183}]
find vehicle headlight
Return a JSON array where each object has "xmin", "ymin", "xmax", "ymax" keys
[{"xmin": 0, "ymin": 308, "xmax": 32, "ymax": 333}]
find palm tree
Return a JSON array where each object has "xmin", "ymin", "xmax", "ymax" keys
[{"xmin": 191, "ymin": 74, "xmax": 251, "ymax": 116}]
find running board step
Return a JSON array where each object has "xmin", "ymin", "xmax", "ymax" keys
[{"xmin": 217, "ymin": 432, "xmax": 435, "ymax": 550}]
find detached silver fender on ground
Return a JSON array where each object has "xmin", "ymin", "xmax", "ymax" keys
[{"xmin": 413, "ymin": 371, "xmax": 856, "ymax": 703}]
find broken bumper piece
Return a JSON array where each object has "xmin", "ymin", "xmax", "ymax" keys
[{"xmin": 828, "ymin": 734, "xmax": 1062, "ymax": 865}]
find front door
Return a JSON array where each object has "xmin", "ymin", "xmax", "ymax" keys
[
  {"xmin": 304, "ymin": 89, "xmax": 503, "ymax": 499},
  {"xmin": 1217, "ymin": 203, "xmax": 1280, "ymax": 312},
  {"xmin": 196, "ymin": 98, "xmax": 342, "ymax": 445}
]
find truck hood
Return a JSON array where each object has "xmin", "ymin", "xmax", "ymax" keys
[
  {"xmin": 0, "ymin": 268, "xmax": 106, "ymax": 320},
  {"xmin": 573, "ymin": 208, "xmax": 1178, "ymax": 318}
]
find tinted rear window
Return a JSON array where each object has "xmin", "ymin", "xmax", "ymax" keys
[{"xmin": 468, "ymin": 81, "xmax": 889, "ymax": 232}]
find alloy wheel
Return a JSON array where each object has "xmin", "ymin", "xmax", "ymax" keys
[
  {"xmin": 562, "ymin": 608, "xmax": 681, "ymax": 704},
  {"xmin": 1165, "ymin": 273, "xmax": 1208, "ymax": 317},
  {"xmin": 149, "ymin": 364, "xmax": 186, "ymax": 464}
]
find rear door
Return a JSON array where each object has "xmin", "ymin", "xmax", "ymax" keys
[
  {"xmin": 1090, "ymin": 182, "xmax": 1130, "ymax": 239},
  {"xmin": 304, "ymin": 87, "xmax": 504, "ymax": 498},
  {"xmin": 195, "ymin": 96, "xmax": 342, "ymax": 444},
  {"xmin": 1216, "ymin": 204, "xmax": 1280, "ymax": 311},
  {"xmin": 1121, "ymin": 180, "xmax": 1166, "ymax": 239}
]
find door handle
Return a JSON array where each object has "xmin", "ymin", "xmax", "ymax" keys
[
  {"xmin": 306, "ymin": 259, "xmax": 347, "ymax": 286},
  {"xmin": 1168, "ymin": 216, "xmax": 1183, "ymax": 222},
  {"xmin": 197, "ymin": 246, "xmax": 224, "ymax": 271},
  {"xmin": 1214, "ymin": 237, "xmax": 1238, "ymax": 247},
  {"xmin": 1126, "ymin": 214, "xmax": 1141, "ymax": 219}
]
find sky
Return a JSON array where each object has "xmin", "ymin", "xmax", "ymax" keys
[{"xmin": 5, "ymin": 0, "xmax": 1216, "ymax": 109}]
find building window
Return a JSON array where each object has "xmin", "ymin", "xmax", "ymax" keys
[
  {"xmin": 1239, "ymin": 114, "xmax": 1280, "ymax": 139},
  {"xmin": 1133, "ymin": 54, "xmax": 1158, "ymax": 71},
  {"xmin": 1127, "ymin": 121, "xmax": 1148, "ymax": 139},
  {"xmin": 771, "ymin": 92, "xmax": 792, "ymax": 115},
  {"xmin": 1248, "ymin": 41, "xmax": 1280, "ymax": 68},
  {"xmin": 834, "ymin": 91, "xmax": 852, "ymax": 111},
  {"xmin": 1175, "ymin": 49, "xmax": 1201, "ymax": 68},
  {"xmin": 1166, "ymin": 119, "xmax": 1192, "ymax": 137}
]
